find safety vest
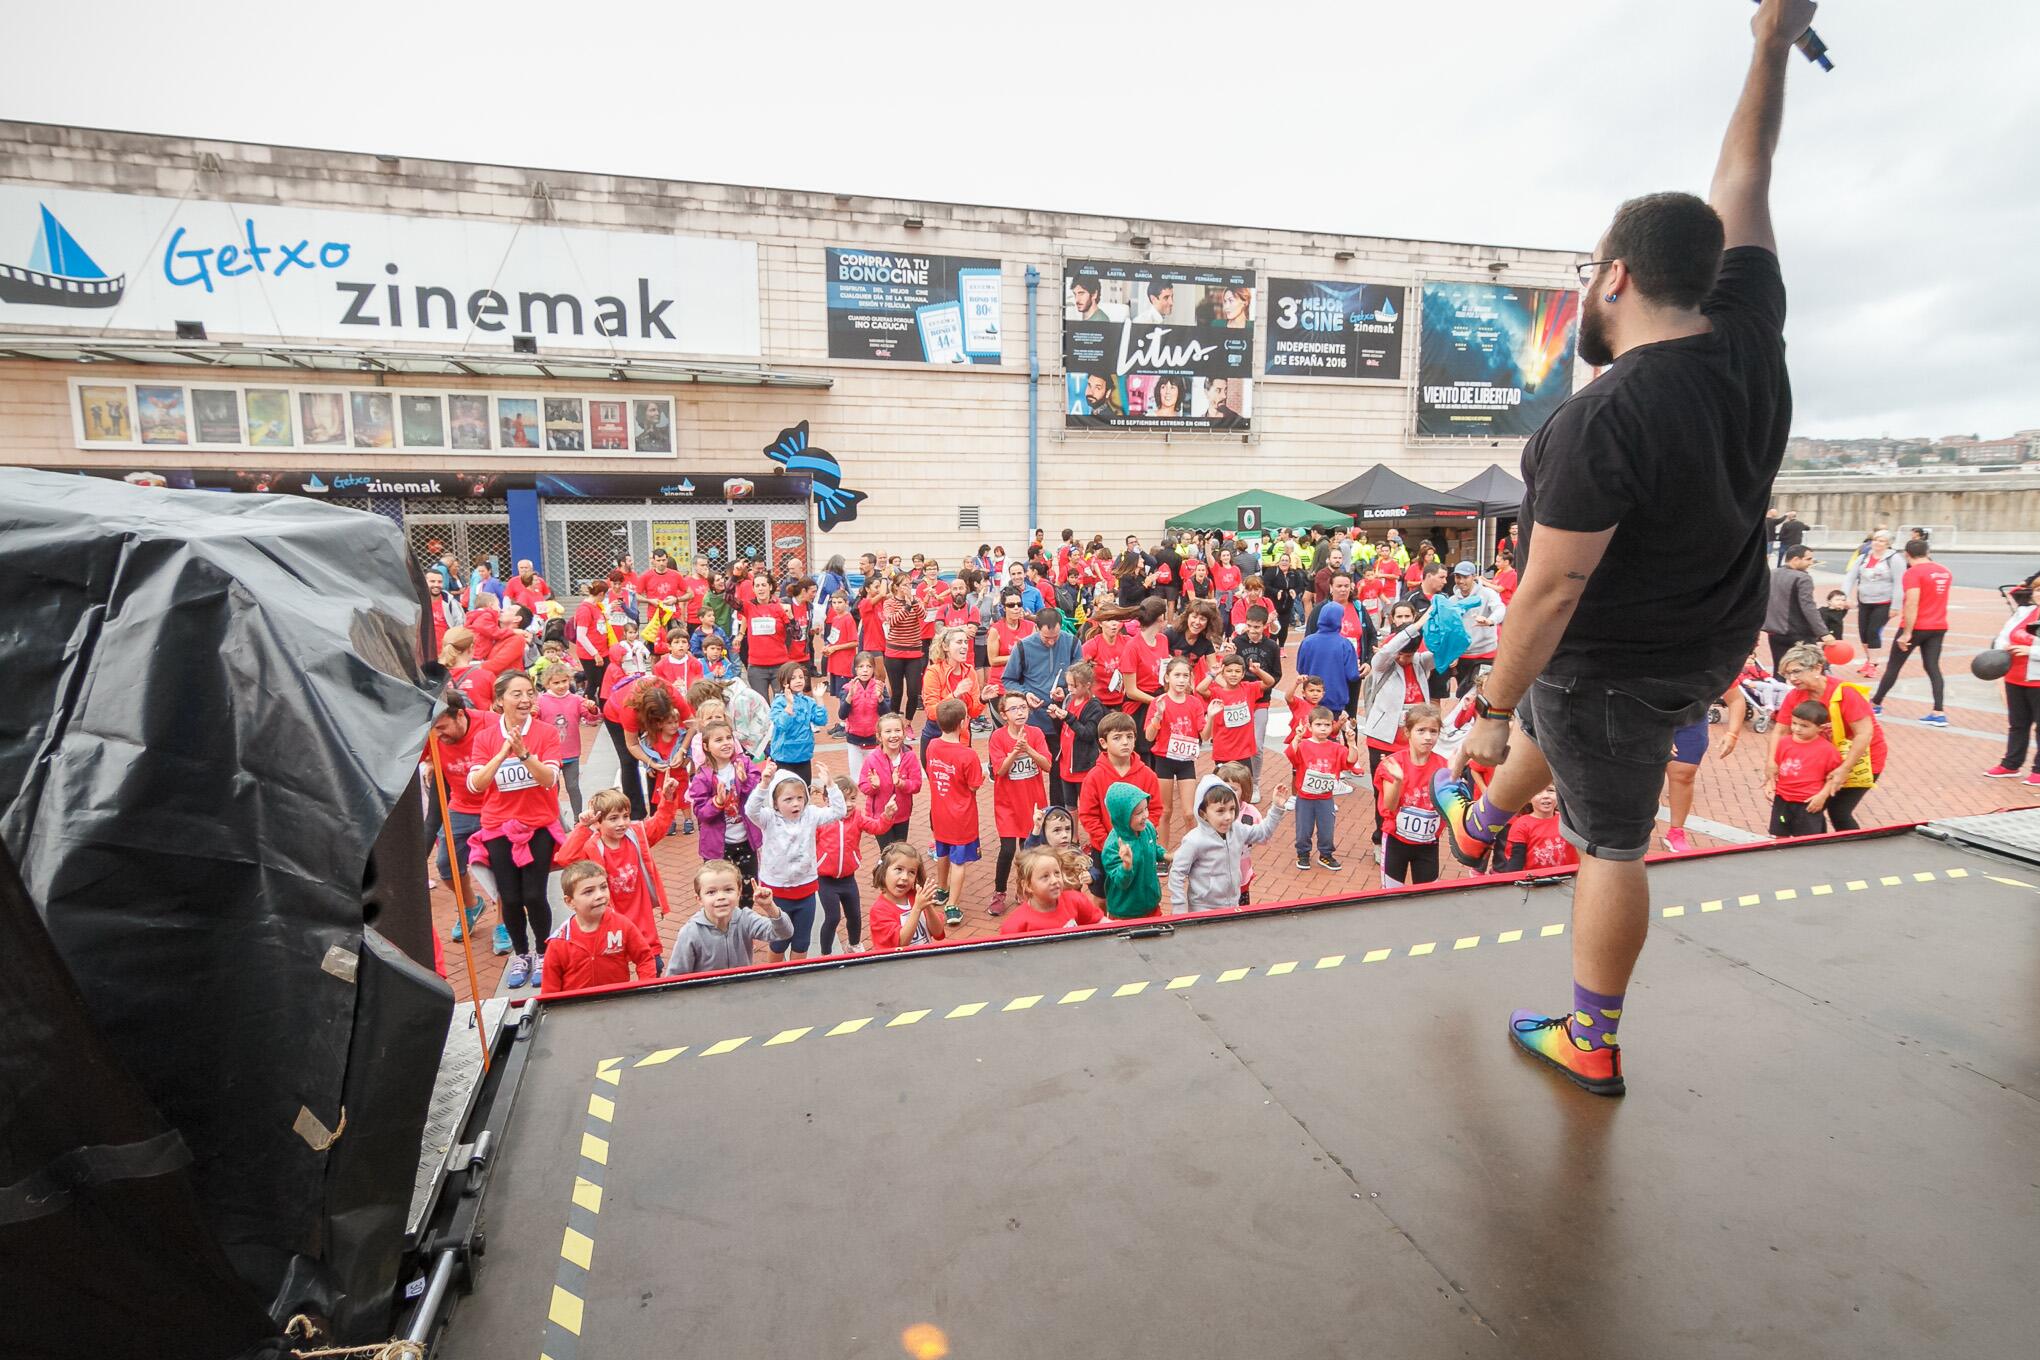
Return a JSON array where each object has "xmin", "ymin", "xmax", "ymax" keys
[{"xmin": 1826, "ymin": 680, "xmax": 1877, "ymax": 790}]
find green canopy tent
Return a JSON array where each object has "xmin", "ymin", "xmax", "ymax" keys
[{"xmin": 1165, "ymin": 488, "xmax": 1351, "ymax": 534}]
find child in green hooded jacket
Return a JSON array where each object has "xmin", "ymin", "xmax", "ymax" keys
[{"xmin": 1102, "ymin": 781, "xmax": 1163, "ymax": 919}]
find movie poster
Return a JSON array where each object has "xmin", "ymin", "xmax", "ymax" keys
[
  {"xmin": 544, "ymin": 397, "xmax": 586, "ymax": 451},
  {"xmin": 351, "ymin": 391, "xmax": 395, "ymax": 449},
  {"xmin": 192, "ymin": 389, "xmax": 242, "ymax": 444},
  {"xmin": 1416, "ymin": 282, "xmax": 1579, "ymax": 438},
  {"xmin": 825, "ymin": 248, "xmax": 1002, "ymax": 364},
  {"xmin": 300, "ymin": 391, "xmax": 345, "ymax": 446},
  {"xmin": 79, "ymin": 385, "xmax": 133, "ymax": 442},
  {"xmin": 388, "ymin": 394, "xmax": 436, "ymax": 446},
  {"xmin": 1265, "ymin": 278, "xmax": 1406, "ymax": 380},
  {"xmin": 246, "ymin": 389, "xmax": 293, "ymax": 446},
  {"xmin": 632, "ymin": 399, "xmax": 673, "ymax": 453},
  {"xmin": 497, "ymin": 397, "xmax": 540, "ymax": 450},
  {"xmin": 590, "ymin": 400, "xmax": 629, "ymax": 451},
  {"xmin": 449, "ymin": 395, "xmax": 490, "ymax": 450},
  {"xmin": 1062, "ymin": 259, "xmax": 1254, "ymax": 430},
  {"xmin": 136, "ymin": 385, "xmax": 188, "ymax": 444}
]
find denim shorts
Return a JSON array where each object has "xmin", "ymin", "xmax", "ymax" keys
[{"xmin": 1518, "ymin": 664, "xmax": 1739, "ymax": 861}]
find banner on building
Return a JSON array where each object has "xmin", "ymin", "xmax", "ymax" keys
[
  {"xmin": 1061, "ymin": 259, "xmax": 1254, "ymax": 430},
  {"xmin": 0, "ymin": 186, "xmax": 761, "ymax": 357},
  {"xmin": 1416, "ymin": 281, "xmax": 1578, "ymax": 438},
  {"xmin": 48, "ymin": 466, "xmax": 812, "ymax": 503},
  {"xmin": 824, "ymin": 248, "xmax": 1001, "ymax": 364},
  {"xmin": 1264, "ymin": 278, "xmax": 1406, "ymax": 380}
]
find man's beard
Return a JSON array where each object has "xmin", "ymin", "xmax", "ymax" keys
[{"xmin": 1579, "ymin": 297, "xmax": 1614, "ymax": 368}]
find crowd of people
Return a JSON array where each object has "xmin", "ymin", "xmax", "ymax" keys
[{"xmin": 414, "ymin": 516, "xmax": 2037, "ymax": 994}]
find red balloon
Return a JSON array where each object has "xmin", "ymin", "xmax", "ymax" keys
[{"xmin": 1823, "ymin": 641, "xmax": 1855, "ymax": 666}]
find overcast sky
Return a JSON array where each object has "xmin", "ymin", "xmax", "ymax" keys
[{"xmin": 6, "ymin": 0, "xmax": 2036, "ymax": 440}]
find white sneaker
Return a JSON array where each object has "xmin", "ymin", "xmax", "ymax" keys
[{"xmin": 1333, "ymin": 778, "xmax": 1355, "ymax": 795}]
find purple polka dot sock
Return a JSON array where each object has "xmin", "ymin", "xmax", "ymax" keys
[
  {"xmin": 1568, "ymin": 982, "xmax": 1624, "ymax": 1053},
  {"xmin": 1467, "ymin": 792, "xmax": 1515, "ymax": 839}
]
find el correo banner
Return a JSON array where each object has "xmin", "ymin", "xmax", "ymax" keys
[{"xmin": 0, "ymin": 186, "xmax": 761, "ymax": 357}]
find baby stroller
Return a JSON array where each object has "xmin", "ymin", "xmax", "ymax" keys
[{"xmin": 1709, "ymin": 658, "xmax": 1790, "ymax": 733}]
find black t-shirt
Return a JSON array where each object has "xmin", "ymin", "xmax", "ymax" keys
[
  {"xmin": 1519, "ymin": 246, "xmax": 1790, "ymax": 678},
  {"xmin": 1775, "ymin": 518, "xmax": 1807, "ymax": 549},
  {"xmin": 1153, "ymin": 546, "xmax": 1183, "ymax": 595}
]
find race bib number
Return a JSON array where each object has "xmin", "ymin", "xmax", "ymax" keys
[
  {"xmin": 1008, "ymin": 755, "xmax": 1038, "ymax": 781},
  {"xmin": 1222, "ymin": 702, "xmax": 1250, "ymax": 728},
  {"xmin": 495, "ymin": 760, "xmax": 538, "ymax": 792},
  {"xmin": 1107, "ymin": 669, "xmax": 1124, "ymax": 694},
  {"xmin": 1395, "ymin": 806, "xmax": 1441, "ymax": 844},
  {"xmin": 1301, "ymin": 768, "xmax": 1336, "ymax": 796},
  {"xmin": 1166, "ymin": 734, "xmax": 1199, "ymax": 763},
  {"xmin": 750, "ymin": 616, "xmax": 777, "ymax": 636}
]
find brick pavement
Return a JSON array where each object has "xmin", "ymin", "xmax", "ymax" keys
[{"xmin": 430, "ymin": 578, "xmax": 2037, "ymax": 1006}]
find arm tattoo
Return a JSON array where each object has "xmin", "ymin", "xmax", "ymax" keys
[{"xmin": 1563, "ymin": 570, "xmax": 1589, "ymax": 581}]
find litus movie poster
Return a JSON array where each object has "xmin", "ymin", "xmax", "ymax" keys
[
  {"xmin": 1062, "ymin": 259, "xmax": 1254, "ymax": 431},
  {"xmin": 825, "ymin": 248, "xmax": 1003, "ymax": 364},
  {"xmin": 1265, "ymin": 278, "xmax": 1406, "ymax": 380},
  {"xmin": 1416, "ymin": 281, "xmax": 1578, "ymax": 438}
]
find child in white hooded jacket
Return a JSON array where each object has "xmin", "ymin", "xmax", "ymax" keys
[
  {"xmin": 744, "ymin": 764, "xmax": 846, "ymax": 960},
  {"xmin": 1168, "ymin": 774, "xmax": 1289, "ymax": 913}
]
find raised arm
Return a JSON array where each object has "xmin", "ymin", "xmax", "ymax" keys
[{"xmin": 1709, "ymin": 0, "xmax": 1818, "ymax": 254}]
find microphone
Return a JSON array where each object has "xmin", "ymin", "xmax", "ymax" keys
[{"xmin": 1755, "ymin": 0, "xmax": 1835, "ymax": 70}]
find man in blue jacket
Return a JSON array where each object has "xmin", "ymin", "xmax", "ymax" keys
[{"xmin": 1001, "ymin": 607, "xmax": 1080, "ymax": 740}]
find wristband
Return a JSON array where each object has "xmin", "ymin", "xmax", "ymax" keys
[{"xmin": 1473, "ymin": 694, "xmax": 1515, "ymax": 722}]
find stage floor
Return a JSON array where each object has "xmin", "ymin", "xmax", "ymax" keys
[{"xmin": 440, "ymin": 826, "xmax": 2040, "ymax": 1360}]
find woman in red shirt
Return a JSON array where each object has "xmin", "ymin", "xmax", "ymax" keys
[
  {"xmin": 1081, "ymin": 613, "xmax": 1127, "ymax": 709},
  {"xmin": 918, "ymin": 627, "xmax": 983, "ymax": 758},
  {"xmin": 1775, "ymin": 642, "xmax": 1884, "ymax": 830},
  {"xmin": 1211, "ymin": 547, "xmax": 1243, "ymax": 619},
  {"xmin": 464, "ymin": 671, "xmax": 564, "ymax": 985},
  {"xmin": 880, "ymin": 576, "xmax": 929, "ymax": 723},
  {"xmin": 1986, "ymin": 588, "xmax": 2040, "ymax": 782},
  {"xmin": 1109, "ymin": 598, "xmax": 1173, "ymax": 759}
]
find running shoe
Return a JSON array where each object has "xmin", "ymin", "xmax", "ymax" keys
[
  {"xmin": 1316, "ymin": 854, "xmax": 1343, "ymax": 871},
  {"xmin": 1333, "ymin": 778, "xmax": 1355, "ymax": 795},
  {"xmin": 1508, "ymin": 1009, "xmax": 1625, "ymax": 1096},
  {"xmin": 1662, "ymin": 827, "xmax": 1694, "ymax": 854},
  {"xmin": 987, "ymin": 891, "xmax": 1008, "ymax": 917},
  {"xmin": 2026, "ymin": 772, "xmax": 2040, "ymax": 788},
  {"xmin": 1432, "ymin": 766, "xmax": 1496, "ymax": 868},
  {"xmin": 504, "ymin": 953, "xmax": 531, "ymax": 989},
  {"xmin": 1920, "ymin": 712, "xmax": 1948, "ymax": 727},
  {"xmin": 1984, "ymin": 764, "xmax": 2020, "ymax": 778},
  {"xmin": 681, "ymin": 816, "xmax": 696, "ymax": 835},
  {"xmin": 944, "ymin": 903, "xmax": 963, "ymax": 927},
  {"xmin": 1871, "ymin": 703, "xmax": 1882, "ymax": 715},
  {"xmin": 1858, "ymin": 662, "xmax": 1880, "ymax": 680},
  {"xmin": 491, "ymin": 924, "xmax": 513, "ymax": 956},
  {"xmin": 1295, "ymin": 853, "xmax": 1313, "ymax": 871},
  {"xmin": 827, "ymin": 723, "xmax": 847, "ymax": 738}
]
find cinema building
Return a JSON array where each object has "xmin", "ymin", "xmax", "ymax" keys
[{"xmin": 0, "ymin": 121, "xmax": 1585, "ymax": 579}]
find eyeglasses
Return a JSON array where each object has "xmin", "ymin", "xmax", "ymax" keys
[{"xmin": 1576, "ymin": 260, "xmax": 1614, "ymax": 288}]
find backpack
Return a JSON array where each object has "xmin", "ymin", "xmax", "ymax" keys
[
  {"xmin": 1825, "ymin": 680, "xmax": 1877, "ymax": 789},
  {"xmin": 1055, "ymin": 582, "xmax": 1079, "ymax": 615}
]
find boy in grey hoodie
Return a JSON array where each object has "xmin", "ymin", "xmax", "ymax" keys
[
  {"xmin": 664, "ymin": 859, "xmax": 793, "ymax": 975},
  {"xmin": 743, "ymin": 765, "xmax": 847, "ymax": 960},
  {"xmin": 1168, "ymin": 774, "xmax": 1289, "ymax": 913}
]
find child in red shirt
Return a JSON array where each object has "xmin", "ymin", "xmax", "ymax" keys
[
  {"xmin": 815, "ymin": 775, "xmax": 885, "ymax": 953},
  {"xmin": 1765, "ymin": 700, "xmax": 1847, "ymax": 838},
  {"xmin": 1499, "ymin": 785, "xmax": 1577, "ymax": 873},
  {"xmin": 922, "ymin": 698, "xmax": 986, "ymax": 925},
  {"xmin": 1287, "ymin": 703, "xmax": 1360, "ymax": 871},
  {"xmin": 858, "ymin": 712, "xmax": 922, "ymax": 848},
  {"xmin": 540, "ymin": 861, "xmax": 658, "ymax": 993},
  {"xmin": 1374, "ymin": 704, "xmax": 1447, "ymax": 889},
  {"xmin": 1144, "ymin": 657, "xmax": 1208, "ymax": 848},
  {"xmin": 1286, "ymin": 675, "xmax": 1327, "ymax": 742},
  {"xmin": 1076, "ymin": 712, "xmax": 1163, "ymax": 904},
  {"xmin": 1201, "ymin": 653, "xmax": 1263, "ymax": 768},
  {"xmin": 820, "ymin": 594, "xmax": 859, "ymax": 718},
  {"xmin": 1048, "ymin": 661, "xmax": 1104, "ymax": 809},
  {"xmin": 998, "ymin": 846, "xmax": 1106, "ymax": 936},
  {"xmin": 652, "ymin": 625, "xmax": 705, "ymax": 693},
  {"xmin": 867, "ymin": 841, "xmax": 946, "ymax": 950},
  {"xmin": 987, "ymin": 692, "xmax": 1052, "ymax": 915},
  {"xmin": 556, "ymin": 782, "xmax": 682, "ymax": 970},
  {"xmin": 1081, "ymin": 614, "xmax": 1127, "ymax": 710}
]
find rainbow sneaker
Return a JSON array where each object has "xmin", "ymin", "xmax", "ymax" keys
[
  {"xmin": 1508, "ymin": 1010, "xmax": 1625, "ymax": 1096},
  {"xmin": 1431, "ymin": 766, "xmax": 1496, "ymax": 868}
]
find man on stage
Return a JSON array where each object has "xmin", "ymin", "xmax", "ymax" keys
[{"xmin": 1433, "ymin": 0, "xmax": 1815, "ymax": 1096}]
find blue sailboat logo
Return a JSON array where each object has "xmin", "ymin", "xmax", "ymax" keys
[{"xmin": 1, "ymin": 205, "xmax": 126, "ymax": 309}]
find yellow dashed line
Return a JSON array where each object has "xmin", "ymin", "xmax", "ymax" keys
[
  {"xmin": 1945, "ymin": 868, "xmax": 1968, "ymax": 879},
  {"xmin": 1165, "ymin": 975, "xmax": 1199, "ymax": 990},
  {"xmin": 1662, "ymin": 905, "xmax": 1685, "ymax": 918},
  {"xmin": 1267, "ymin": 961, "xmax": 1298, "ymax": 975},
  {"xmin": 1497, "ymin": 929, "xmax": 1523, "ymax": 943},
  {"xmin": 1315, "ymin": 954, "xmax": 1345, "ymax": 969},
  {"xmin": 1409, "ymin": 942, "xmax": 1436, "ymax": 957},
  {"xmin": 1810, "ymin": 884, "xmax": 1833, "ymax": 896},
  {"xmin": 1540, "ymin": 923, "xmax": 1566, "ymax": 937},
  {"xmin": 886, "ymin": 1009, "xmax": 930, "ymax": 1027},
  {"xmin": 1912, "ymin": 871, "xmax": 1935, "ymax": 883},
  {"xmin": 1060, "ymin": 987, "xmax": 1097, "ymax": 1004},
  {"xmin": 579, "ymin": 1133, "xmax": 608, "ymax": 1166},
  {"xmin": 635, "ymin": 1047, "xmax": 686, "ymax": 1067},
  {"xmin": 701, "ymin": 1036, "xmax": 750, "ymax": 1056},
  {"xmin": 548, "ymin": 1285, "xmax": 584, "ymax": 1336},
  {"xmin": 596, "ymin": 1057, "xmax": 622, "ymax": 1076},
  {"xmin": 571, "ymin": 1177, "xmax": 602, "ymax": 1214},
  {"xmin": 827, "ymin": 1017, "xmax": 872, "ymax": 1036},
  {"xmin": 1453, "ymin": 936, "xmax": 1479, "ymax": 951},
  {"xmin": 560, "ymin": 1226, "xmax": 593, "ymax": 1270},
  {"xmin": 1114, "ymin": 981, "xmax": 1149, "ymax": 997},
  {"xmin": 587, "ymin": 1094, "xmax": 614, "ymax": 1122},
  {"xmin": 1880, "ymin": 875, "xmax": 1902, "ymax": 886},
  {"xmin": 1004, "ymin": 995, "xmax": 1043, "ymax": 1011},
  {"xmin": 765, "ymin": 1027, "xmax": 811, "ymax": 1047},
  {"xmin": 1775, "ymin": 888, "xmax": 1797, "ymax": 901},
  {"xmin": 596, "ymin": 1067, "xmax": 620, "ymax": 1087},
  {"xmin": 946, "ymin": 1002, "xmax": 987, "ymax": 1019},
  {"xmin": 1702, "ymin": 901, "xmax": 1724, "ymax": 913},
  {"xmin": 1846, "ymin": 879, "xmax": 1868, "ymax": 891},
  {"xmin": 1217, "ymin": 968, "xmax": 1251, "ymax": 983},
  {"xmin": 1362, "ymin": 948, "xmax": 1392, "ymax": 963},
  {"xmin": 1737, "ymin": 894, "xmax": 1759, "ymax": 907}
]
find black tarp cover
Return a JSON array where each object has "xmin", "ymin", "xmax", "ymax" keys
[
  {"xmin": 1311, "ymin": 463, "xmax": 1480, "ymax": 519},
  {"xmin": 0, "ymin": 469, "xmax": 439, "ymax": 1344}
]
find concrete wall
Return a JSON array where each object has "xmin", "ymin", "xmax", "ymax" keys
[
  {"xmin": 1773, "ymin": 471, "xmax": 2040, "ymax": 550},
  {"xmin": 0, "ymin": 121, "xmax": 1581, "ymax": 558}
]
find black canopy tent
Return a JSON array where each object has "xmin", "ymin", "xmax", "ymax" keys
[
  {"xmin": 1311, "ymin": 464, "xmax": 1480, "ymax": 522},
  {"xmin": 1446, "ymin": 465, "xmax": 1526, "ymax": 568}
]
